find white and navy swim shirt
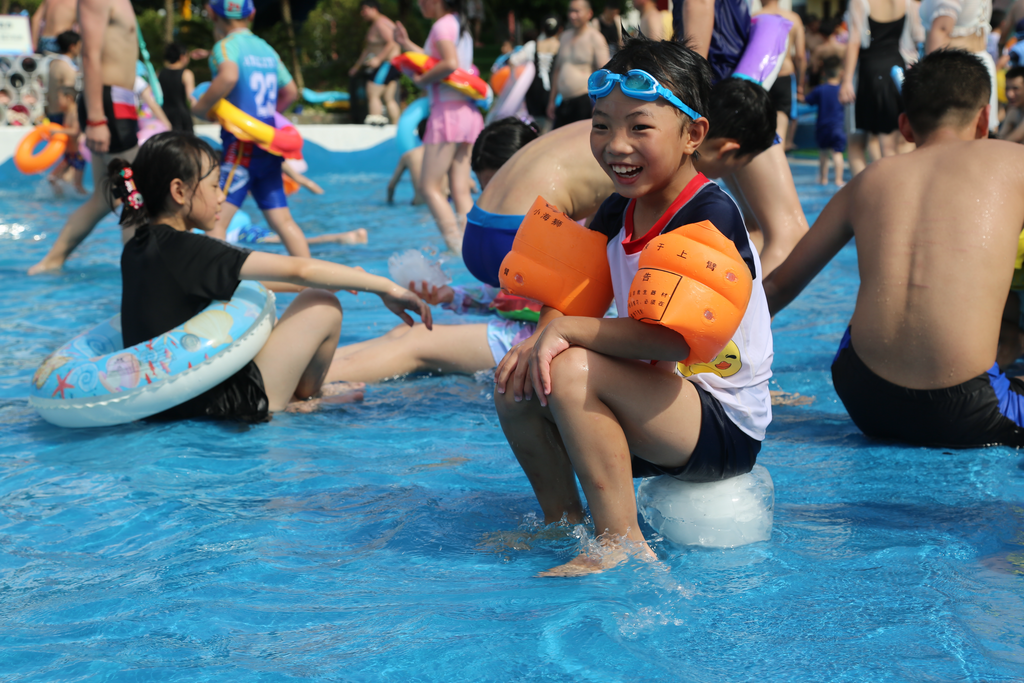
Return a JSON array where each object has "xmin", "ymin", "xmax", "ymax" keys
[{"xmin": 586, "ymin": 173, "xmax": 774, "ymax": 441}]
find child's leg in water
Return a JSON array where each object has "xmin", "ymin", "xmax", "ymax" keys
[
  {"xmin": 494, "ymin": 349, "xmax": 703, "ymax": 577},
  {"xmin": 263, "ymin": 206, "xmax": 311, "ymax": 258},
  {"xmin": 253, "ymin": 288, "xmax": 362, "ymax": 411},
  {"xmin": 420, "ymin": 142, "xmax": 465, "ymax": 254},
  {"xmin": 832, "ymin": 150, "xmax": 845, "ymax": 187},
  {"xmin": 325, "ymin": 322, "xmax": 493, "ymax": 384},
  {"xmin": 448, "ymin": 142, "xmax": 475, "ymax": 234},
  {"xmin": 261, "ymin": 229, "xmax": 369, "ymax": 245},
  {"xmin": 818, "ymin": 149, "xmax": 830, "ymax": 184}
]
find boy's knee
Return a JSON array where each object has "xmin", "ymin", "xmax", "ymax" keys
[{"xmin": 549, "ymin": 347, "xmax": 592, "ymax": 390}]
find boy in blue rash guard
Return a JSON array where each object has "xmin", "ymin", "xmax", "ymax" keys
[
  {"xmin": 192, "ymin": 0, "xmax": 310, "ymax": 258},
  {"xmin": 492, "ymin": 38, "xmax": 773, "ymax": 576}
]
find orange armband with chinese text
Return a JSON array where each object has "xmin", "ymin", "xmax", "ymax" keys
[
  {"xmin": 628, "ymin": 222, "xmax": 752, "ymax": 366},
  {"xmin": 498, "ymin": 196, "xmax": 614, "ymax": 318}
]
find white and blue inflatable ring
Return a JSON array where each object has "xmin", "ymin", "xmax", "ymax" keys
[
  {"xmin": 396, "ymin": 97, "xmax": 430, "ymax": 156},
  {"xmin": 29, "ymin": 281, "xmax": 276, "ymax": 428}
]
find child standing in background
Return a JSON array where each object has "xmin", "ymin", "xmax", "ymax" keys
[
  {"xmin": 394, "ymin": 0, "xmax": 483, "ymax": 255},
  {"xmin": 192, "ymin": 0, "xmax": 312, "ymax": 258},
  {"xmin": 805, "ymin": 56, "xmax": 847, "ymax": 186}
]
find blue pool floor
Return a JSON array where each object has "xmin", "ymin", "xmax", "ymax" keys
[{"xmin": 0, "ymin": 153, "xmax": 1022, "ymax": 682}]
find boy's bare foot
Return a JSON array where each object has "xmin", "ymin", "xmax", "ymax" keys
[
  {"xmin": 27, "ymin": 255, "xmax": 64, "ymax": 275},
  {"xmin": 770, "ymin": 390, "xmax": 815, "ymax": 406},
  {"xmin": 835, "ymin": 179, "xmax": 846, "ymax": 188},
  {"xmin": 74, "ymin": 184, "xmax": 87, "ymax": 195},
  {"xmin": 48, "ymin": 176, "xmax": 64, "ymax": 197},
  {"xmin": 335, "ymin": 228, "xmax": 368, "ymax": 244},
  {"xmin": 537, "ymin": 542, "xmax": 656, "ymax": 577},
  {"xmin": 283, "ymin": 382, "xmax": 366, "ymax": 413},
  {"xmin": 317, "ymin": 381, "xmax": 366, "ymax": 402}
]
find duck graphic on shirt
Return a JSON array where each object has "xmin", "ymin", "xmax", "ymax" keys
[{"xmin": 678, "ymin": 340, "xmax": 741, "ymax": 378}]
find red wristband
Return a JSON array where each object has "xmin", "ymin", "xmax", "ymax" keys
[{"xmin": 86, "ymin": 119, "xmax": 108, "ymax": 127}]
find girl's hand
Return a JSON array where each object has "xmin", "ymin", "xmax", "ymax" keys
[
  {"xmin": 409, "ymin": 281, "xmax": 454, "ymax": 305},
  {"xmin": 394, "ymin": 21, "xmax": 410, "ymax": 49},
  {"xmin": 379, "ymin": 285, "xmax": 433, "ymax": 329},
  {"xmin": 528, "ymin": 321, "xmax": 572, "ymax": 407},
  {"xmin": 839, "ymin": 80, "xmax": 855, "ymax": 104},
  {"xmin": 494, "ymin": 334, "xmax": 540, "ymax": 402},
  {"xmin": 411, "ymin": 73, "xmax": 424, "ymax": 88}
]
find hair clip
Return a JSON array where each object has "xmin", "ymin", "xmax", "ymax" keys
[{"xmin": 115, "ymin": 166, "xmax": 143, "ymax": 210}]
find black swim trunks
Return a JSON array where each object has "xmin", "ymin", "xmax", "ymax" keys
[
  {"xmin": 149, "ymin": 360, "xmax": 270, "ymax": 423},
  {"xmin": 553, "ymin": 93, "xmax": 594, "ymax": 129},
  {"xmin": 831, "ymin": 328, "xmax": 1024, "ymax": 448},
  {"xmin": 768, "ymin": 74, "xmax": 793, "ymax": 118},
  {"xmin": 631, "ymin": 383, "xmax": 761, "ymax": 482},
  {"xmin": 77, "ymin": 84, "xmax": 139, "ymax": 155}
]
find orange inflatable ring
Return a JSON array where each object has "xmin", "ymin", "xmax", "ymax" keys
[
  {"xmin": 628, "ymin": 222, "xmax": 752, "ymax": 366},
  {"xmin": 498, "ymin": 196, "xmax": 614, "ymax": 318},
  {"xmin": 14, "ymin": 123, "xmax": 68, "ymax": 174}
]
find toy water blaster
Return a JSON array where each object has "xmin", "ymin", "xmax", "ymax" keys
[
  {"xmin": 498, "ymin": 197, "xmax": 614, "ymax": 318},
  {"xmin": 731, "ymin": 14, "xmax": 793, "ymax": 90},
  {"xmin": 627, "ymin": 222, "xmax": 752, "ymax": 366},
  {"xmin": 391, "ymin": 52, "xmax": 494, "ymax": 108}
]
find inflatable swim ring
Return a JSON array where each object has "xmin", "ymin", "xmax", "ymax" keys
[
  {"xmin": 391, "ymin": 52, "xmax": 493, "ymax": 107},
  {"xmin": 208, "ymin": 99, "xmax": 303, "ymax": 159},
  {"xmin": 498, "ymin": 196, "xmax": 614, "ymax": 318},
  {"xmin": 29, "ymin": 281, "xmax": 276, "ymax": 428},
  {"xmin": 732, "ymin": 13, "xmax": 793, "ymax": 90},
  {"xmin": 636, "ymin": 464, "xmax": 774, "ymax": 548},
  {"xmin": 14, "ymin": 122, "xmax": 68, "ymax": 174},
  {"xmin": 396, "ymin": 97, "xmax": 430, "ymax": 156},
  {"xmin": 487, "ymin": 61, "xmax": 536, "ymax": 124},
  {"xmin": 628, "ymin": 223, "xmax": 752, "ymax": 366}
]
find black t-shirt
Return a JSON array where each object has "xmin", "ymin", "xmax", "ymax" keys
[{"xmin": 121, "ymin": 224, "xmax": 252, "ymax": 347}]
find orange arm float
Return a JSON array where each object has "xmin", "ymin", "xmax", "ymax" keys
[
  {"xmin": 498, "ymin": 196, "xmax": 614, "ymax": 318},
  {"xmin": 628, "ymin": 222, "xmax": 752, "ymax": 366}
]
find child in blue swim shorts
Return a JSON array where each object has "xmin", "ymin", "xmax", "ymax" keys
[{"xmin": 193, "ymin": 0, "xmax": 313, "ymax": 258}]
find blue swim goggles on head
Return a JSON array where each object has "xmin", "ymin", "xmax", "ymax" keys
[{"xmin": 587, "ymin": 69, "xmax": 703, "ymax": 121}]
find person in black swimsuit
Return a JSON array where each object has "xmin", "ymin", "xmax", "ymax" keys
[
  {"xmin": 854, "ymin": 16, "xmax": 905, "ymax": 136},
  {"xmin": 158, "ymin": 43, "xmax": 195, "ymax": 133}
]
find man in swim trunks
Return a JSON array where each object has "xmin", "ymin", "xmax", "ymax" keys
[
  {"xmin": 764, "ymin": 50, "xmax": 1024, "ymax": 448},
  {"xmin": 31, "ymin": 0, "xmax": 76, "ymax": 54},
  {"xmin": 28, "ymin": 0, "xmax": 139, "ymax": 275},
  {"xmin": 676, "ymin": 0, "xmax": 810, "ymax": 275},
  {"xmin": 547, "ymin": 0, "xmax": 610, "ymax": 129},
  {"xmin": 193, "ymin": 0, "xmax": 310, "ymax": 258},
  {"xmin": 349, "ymin": 0, "xmax": 400, "ymax": 125}
]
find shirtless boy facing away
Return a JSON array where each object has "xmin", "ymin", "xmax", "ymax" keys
[
  {"xmin": 31, "ymin": 0, "xmax": 76, "ymax": 54},
  {"xmin": 764, "ymin": 50, "xmax": 1024, "ymax": 448},
  {"xmin": 547, "ymin": 0, "xmax": 610, "ymax": 128}
]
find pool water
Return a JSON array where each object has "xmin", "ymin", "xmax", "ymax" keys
[{"xmin": 2, "ymin": 152, "xmax": 1023, "ymax": 682}]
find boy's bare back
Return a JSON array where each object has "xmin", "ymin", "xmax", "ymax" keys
[
  {"xmin": 476, "ymin": 120, "xmax": 613, "ymax": 220},
  {"xmin": 835, "ymin": 140, "xmax": 1024, "ymax": 388}
]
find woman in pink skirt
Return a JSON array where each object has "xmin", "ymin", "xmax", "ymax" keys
[{"xmin": 395, "ymin": 0, "xmax": 484, "ymax": 254}]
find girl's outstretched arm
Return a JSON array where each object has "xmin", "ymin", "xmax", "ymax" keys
[{"xmin": 240, "ymin": 252, "xmax": 433, "ymax": 329}]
